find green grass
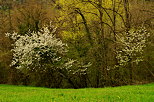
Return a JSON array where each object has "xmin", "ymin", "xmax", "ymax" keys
[{"xmin": 0, "ymin": 83, "xmax": 154, "ymax": 102}]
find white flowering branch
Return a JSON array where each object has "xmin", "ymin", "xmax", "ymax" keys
[
  {"xmin": 6, "ymin": 27, "xmax": 89, "ymax": 76},
  {"xmin": 116, "ymin": 27, "xmax": 150, "ymax": 67},
  {"xmin": 6, "ymin": 27, "xmax": 67, "ymax": 70}
]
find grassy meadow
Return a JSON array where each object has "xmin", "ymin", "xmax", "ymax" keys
[{"xmin": 0, "ymin": 83, "xmax": 154, "ymax": 102}]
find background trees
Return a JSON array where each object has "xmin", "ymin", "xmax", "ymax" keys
[{"xmin": 0, "ymin": 0, "xmax": 154, "ymax": 88}]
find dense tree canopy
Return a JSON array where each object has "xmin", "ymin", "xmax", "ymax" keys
[{"xmin": 0, "ymin": 0, "xmax": 154, "ymax": 88}]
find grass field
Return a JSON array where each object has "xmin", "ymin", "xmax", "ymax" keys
[{"xmin": 0, "ymin": 83, "xmax": 154, "ymax": 102}]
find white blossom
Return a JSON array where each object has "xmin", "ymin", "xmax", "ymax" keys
[
  {"xmin": 116, "ymin": 27, "xmax": 150, "ymax": 67},
  {"xmin": 6, "ymin": 27, "xmax": 68, "ymax": 70}
]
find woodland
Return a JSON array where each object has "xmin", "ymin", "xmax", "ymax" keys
[{"xmin": 0, "ymin": 0, "xmax": 154, "ymax": 88}]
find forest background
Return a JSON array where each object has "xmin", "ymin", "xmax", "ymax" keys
[{"xmin": 0, "ymin": 0, "xmax": 154, "ymax": 88}]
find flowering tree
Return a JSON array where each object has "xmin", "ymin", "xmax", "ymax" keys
[
  {"xmin": 116, "ymin": 27, "xmax": 150, "ymax": 67},
  {"xmin": 6, "ymin": 27, "xmax": 67, "ymax": 71},
  {"xmin": 115, "ymin": 27, "xmax": 151, "ymax": 83},
  {"xmin": 6, "ymin": 27, "xmax": 89, "ymax": 88}
]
